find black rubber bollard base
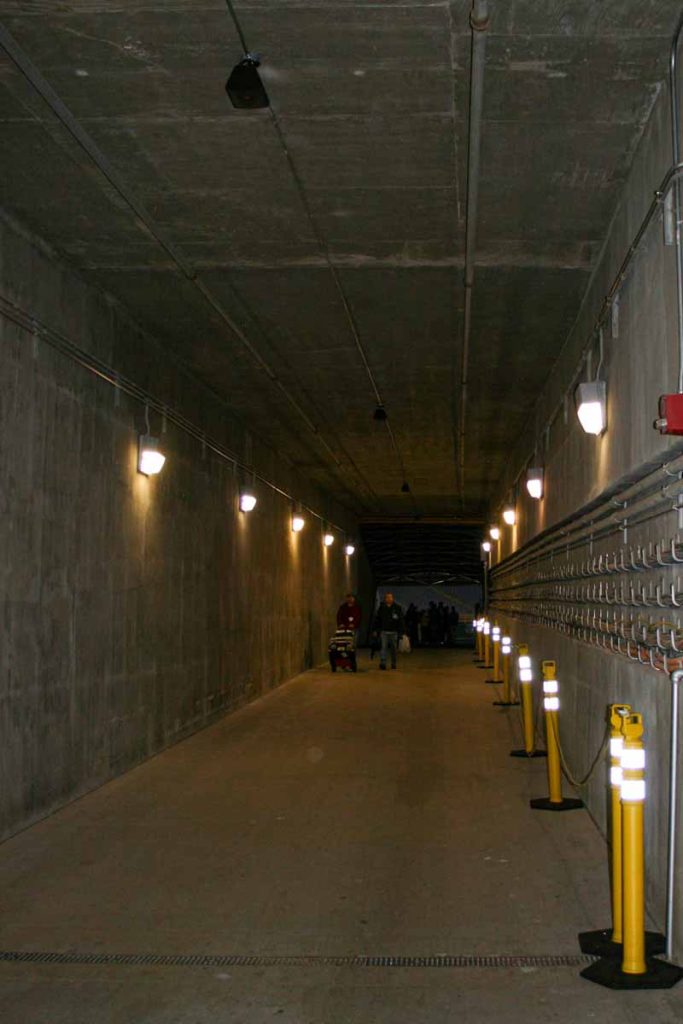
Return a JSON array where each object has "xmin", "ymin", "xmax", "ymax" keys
[
  {"xmin": 530, "ymin": 796, "xmax": 584, "ymax": 811},
  {"xmin": 578, "ymin": 928, "xmax": 666, "ymax": 958},
  {"xmin": 484, "ymin": 678, "xmax": 503, "ymax": 685},
  {"xmin": 493, "ymin": 700, "xmax": 520, "ymax": 707},
  {"xmin": 510, "ymin": 748, "xmax": 547, "ymax": 758},
  {"xmin": 580, "ymin": 956, "xmax": 683, "ymax": 989},
  {"xmin": 477, "ymin": 665, "xmax": 493, "ymax": 671}
]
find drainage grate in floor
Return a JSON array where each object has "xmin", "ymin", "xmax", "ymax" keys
[{"xmin": 0, "ymin": 950, "xmax": 597, "ymax": 970}]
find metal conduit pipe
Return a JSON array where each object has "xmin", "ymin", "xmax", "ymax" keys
[
  {"xmin": 670, "ymin": 11, "xmax": 683, "ymax": 393},
  {"xmin": 457, "ymin": 0, "xmax": 490, "ymax": 501},
  {"xmin": 0, "ymin": 294, "xmax": 356, "ymax": 531},
  {"xmin": 492, "ymin": 448, "xmax": 683, "ymax": 575},
  {"xmin": 0, "ymin": 24, "xmax": 378, "ymax": 503}
]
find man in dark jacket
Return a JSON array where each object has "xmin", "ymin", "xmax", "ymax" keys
[{"xmin": 372, "ymin": 593, "xmax": 406, "ymax": 670}]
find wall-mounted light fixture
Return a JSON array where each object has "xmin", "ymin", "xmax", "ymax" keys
[
  {"xmin": 503, "ymin": 507, "xmax": 516, "ymax": 526},
  {"xmin": 482, "ymin": 540, "xmax": 491, "ymax": 554},
  {"xmin": 138, "ymin": 434, "xmax": 166, "ymax": 476},
  {"xmin": 489, "ymin": 526, "xmax": 501, "ymax": 541},
  {"xmin": 292, "ymin": 514, "xmax": 305, "ymax": 532},
  {"xmin": 239, "ymin": 488, "xmax": 257, "ymax": 512},
  {"xmin": 575, "ymin": 380, "xmax": 607, "ymax": 435},
  {"xmin": 526, "ymin": 467, "xmax": 544, "ymax": 500},
  {"xmin": 323, "ymin": 532, "xmax": 335, "ymax": 547},
  {"xmin": 344, "ymin": 543, "xmax": 356, "ymax": 556}
]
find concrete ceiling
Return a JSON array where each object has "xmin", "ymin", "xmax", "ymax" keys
[{"xmin": 1, "ymin": 0, "xmax": 681, "ymax": 520}]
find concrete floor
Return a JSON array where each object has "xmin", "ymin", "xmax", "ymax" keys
[{"xmin": 0, "ymin": 649, "xmax": 681, "ymax": 1022}]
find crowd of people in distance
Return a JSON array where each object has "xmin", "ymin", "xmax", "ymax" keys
[
  {"xmin": 404, "ymin": 602, "xmax": 462, "ymax": 648},
  {"xmin": 332, "ymin": 593, "xmax": 472, "ymax": 673}
]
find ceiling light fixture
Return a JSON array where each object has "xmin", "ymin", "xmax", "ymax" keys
[
  {"xmin": 503, "ymin": 507, "xmax": 516, "ymax": 526},
  {"xmin": 526, "ymin": 467, "xmax": 544, "ymax": 500},
  {"xmin": 225, "ymin": 53, "xmax": 269, "ymax": 109},
  {"xmin": 576, "ymin": 380, "xmax": 607, "ymax": 436},
  {"xmin": 138, "ymin": 434, "xmax": 165, "ymax": 476}
]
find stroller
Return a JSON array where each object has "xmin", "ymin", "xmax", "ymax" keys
[{"xmin": 328, "ymin": 628, "xmax": 357, "ymax": 672}]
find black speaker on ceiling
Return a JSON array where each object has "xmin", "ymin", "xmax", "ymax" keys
[{"xmin": 226, "ymin": 55, "xmax": 269, "ymax": 109}]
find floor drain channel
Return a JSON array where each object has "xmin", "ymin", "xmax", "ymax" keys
[{"xmin": 0, "ymin": 951, "xmax": 596, "ymax": 970}]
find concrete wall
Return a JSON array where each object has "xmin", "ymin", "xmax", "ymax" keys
[
  {"xmin": 488, "ymin": 81, "xmax": 683, "ymax": 955},
  {"xmin": 0, "ymin": 211, "xmax": 357, "ymax": 841}
]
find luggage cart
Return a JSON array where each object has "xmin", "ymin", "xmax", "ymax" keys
[{"xmin": 328, "ymin": 628, "xmax": 357, "ymax": 672}]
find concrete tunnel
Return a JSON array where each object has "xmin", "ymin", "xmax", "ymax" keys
[{"xmin": 2, "ymin": 0, "xmax": 683, "ymax": 1019}]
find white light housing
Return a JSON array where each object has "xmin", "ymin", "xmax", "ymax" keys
[
  {"xmin": 489, "ymin": 526, "xmax": 501, "ymax": 541},
  {"xmin": 621, "ymin": 779, "xmax": 646, "ymax": 802},
  {"xmin": 344, "ymin": 544, "xmax": 355, "ymax": 556},
  {"xmin": 503, "ymin": 507, "xmax": 516, "ymax": 526},
  {"xmin": 482, "ymin": 541, "xmax": 491, "ymax": 553},
  {"xmin": 138, "ymin": 434, "xmax": 166, "ymax": 476},
  {"xmin": 292, "ymin": 515, "xmax": 305, "ymax": 532},
  {"xmin": 544, "ymin": 696, "xmax": 560, "ymax": 712},
  {"xmin": 526, "ymin": 468, "xmax": 544, "ymax": 500},
  {"xmin": 323, "ymin": 533, "xmax": 335, "ymax": 547},
  {"xmin": 576, "ymin": 380, "xmax": 607, "ymax": 436},
  {"xmin": 621, "ymin": 748, "xmax": 646, "ymax": 771},
  {"xmin": 239, "ymin": 490, "xmax": 257, "ymax": 512},
  {"xmin": 543, "ymin": 678, "xmax": 559, "ymax": 695}
]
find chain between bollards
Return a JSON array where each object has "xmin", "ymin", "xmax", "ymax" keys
[{"xmin": 548, "ymin": 716, "xmax": 611, "ymax": 789}]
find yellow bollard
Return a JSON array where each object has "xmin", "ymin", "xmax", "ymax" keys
[
  {"xmin": 579, "ymin": 704, "xmax": 639, "ymax": 956},
  {"xmin": 530, "ymin": 661, "xmax": 582, "ymax": 812},
  {"xmin": 581, "ymin": 712, "xmax": 681, "ymax": 989},
  {"xmin": 485, "ymin": 625, "xmax": 502, "ymax": 683},
  {"xmin": 621, "ymin": 714, "xmax": 647, "ymax": 975},
  {"xmin": 493, "ymin": 635, "xmax": 520, "ymax": 707},
  {"xmin": 481, "ymin": 620, "xmax": 492, "ymax": 670},
  {"xmin": 474, "ymin": 617, "xmax": 484, "ymax": 662},
  {"xmin": 510, "ymin": 646, "xmax": 546, "ymax": 758}
]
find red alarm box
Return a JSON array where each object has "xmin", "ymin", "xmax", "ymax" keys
[{"xmin": 655, "ymin": 394, "xmax": 683, "ymax": 435}]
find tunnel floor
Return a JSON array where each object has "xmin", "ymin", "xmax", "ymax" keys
[{"xmin": 0, "ymin": 649, "xmax": 680, "ymax": 1022}]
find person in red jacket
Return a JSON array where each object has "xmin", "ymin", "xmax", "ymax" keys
[{"xmin": 337, "ymin": 593, "xmax": 361, "ymax": 633}]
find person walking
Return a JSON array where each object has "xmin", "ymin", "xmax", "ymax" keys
[
  {"xmin": 337, "ymin": 593, "xmax": 362, "ymax": 653},
  {"xmin": 336, "ymin": 593, "xmax": 361, "ymax": 633},
  {"xmin": 372, "ymin": 592, "xmax": 406, "ymax": 670}
]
